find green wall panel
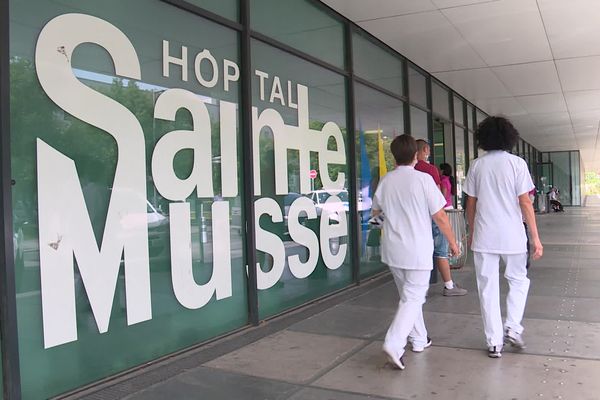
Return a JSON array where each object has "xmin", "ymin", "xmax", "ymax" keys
[{"xmin": 10, "ymin": 1, "xmax": 247, "ymax": 398}]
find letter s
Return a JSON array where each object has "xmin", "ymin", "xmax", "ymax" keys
[{"xmin": 35, "ymin": 14, "xmax": 150, "ymax": 348}]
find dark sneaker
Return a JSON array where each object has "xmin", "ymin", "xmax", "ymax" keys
[
  {"xmin": 505, "ymin": 329, "xmax": 526, "ymax": 349},
  {"xmin": 383, "ymin": 344, "xmax": 406, "ymax": 370},
  {"xmin": 412, "ymin": 337, "xmax": 433, "ymax": 353},
  {"xmin": 443, "ymin": 284, "xmax": 468, "ymax": 296},
  {"xmin": 488, "ymin": 345, "xmax": 503, "ymax": 358}
]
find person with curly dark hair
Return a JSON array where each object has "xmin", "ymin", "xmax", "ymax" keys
[{"xmin": 464, "ymin": 116, "xmax": 543, "ymax": 359}]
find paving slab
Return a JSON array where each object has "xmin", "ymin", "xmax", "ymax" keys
[
  {"xmin": 525, "ymin": 295, "xmax": 600, "ymax": 323},
  {"xmin": 377, "ymin": 312, "xmax": 600, "ymax": 360},
  {"xmin": 348, "ymin": 282, "xmax": 399, "ymax": 310},
  {"xmin": 313, "ymin": 342, "xmax": 600, "ymax": 400},
  {"xmin": 288, "ymin": 387, "xmax": 394, "ymax": 400},
  {"xmin": 204, "ymin": 330, "xmax": 366, "ymax": 384},
  {"xmin": 124, "ymin": 367, "xmax": 300, "ymax": 400},
  {"xmin": 289, "ymin": 304, "xmax": 395, "ymax": 339}
]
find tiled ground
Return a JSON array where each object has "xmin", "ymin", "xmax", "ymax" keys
[{"xmin": 82, "ymin": 206, "xmax": 600, "ymax": 400}]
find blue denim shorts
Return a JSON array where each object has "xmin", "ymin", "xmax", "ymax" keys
[{"xmin": 432, "ymin": 221, "xmax": 449, "ymax": 258}]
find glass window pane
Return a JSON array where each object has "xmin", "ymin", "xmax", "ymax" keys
[
  {"xmin": 454, "ymin": 126, "xmax": 466, "ymax": 209},
  {"xmin": 467, "ymin": 103, "xmax": 474, "ymax": 131},
  {"xmin": 432, "ymin": 82, "xmax": 450, "ymax": 119},
  {"xmin": 10, "ymin": 2, "xmax": 247, "ymax": 398},
  {"xmin": 352, "ymin": 31, "xmax": 403, "ymax": 96},
  {"xmin": 410, "ymin": 106, "xmax": 429, "ymax": 140},
  {"xmin": 468, "ymin": 130, "xmax": 475, "ymax": 162},
  {"xmin": 185, "ymin": 0, "xmax": 238, "ymax": 21},
  {"xmin": 433, "ymin": 118, "xmax": 453, "ymax": 168},
  {"xmin": 476, "ymin": 109, "xmax": 487, "ymax": 125},
  {"xmin": 571, "ymin": 151, "xmax": 581, "ymax": 206},
  {"xmin": 454, "ymin": 96, "xmax": 465, "ymax": 126},
  {"xmin": 409, "ymin": 67, "xmax": 427, "ymax": 107},
  {"xmin": 251, "ymin": 39, "xmax": 352, "ymax": 318},
  {"xmin": 251, "ymin": 0, "xmax": 345, "ymax": 68},
  {"xmin": 549, "ymin": 152, "xmax": 572, "ymax": 205},
  {"xmin": 354, "ymin": 83, "xmax": 404, "ymax": 277}
]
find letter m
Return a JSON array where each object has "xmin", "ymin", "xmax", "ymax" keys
[{"xmin": 37, "ymin": 141, "xmax": 151, "ymax": 348}]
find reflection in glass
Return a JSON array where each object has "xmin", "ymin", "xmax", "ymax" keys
[
  {"xmin": 549, "ymin": 152, "xmax": 573, "ymax": 205},
  {"xmin": 354, "ymin": 83, "xmax": 405, "ymax": 278},
  {"xmin": 571, "ymin": 152, "xmax": 581, "ymax": 206},
  {"xmin": 251, "ymin": 0, "xmax": 345, "ymax": 68},
  {"xmin": 468, "ymin": 130, "xmax": 475, "ymax": 162},
  {"xmin": 467, "ymin": 103, "xmax": 474, "ymax": 131},
  {"xmin": 409, "ymin": 67, "xmax": 427, "ymax": 107},
  {"xmin": 454, "ymin": 96, "xmax": 464, "ymax": 126},
  {"xmin": 353, "ymin": 31, "xmax": 403, "ymax": 96},
  {"xmin": 410, "ymin": 106, "xmax": 428, "ymax": 140},
  {"xmin": 454, "ymin": 126, "xmax": 466, "ymax": 208},
  {"xmin": 433, "ymin": 118, "xmax": 453, "ymax": 169},
  {"xmin": 10, "ymin": 2, "xmax": 247, "ymax": 398},
  {"xmin": 184, "ymin": 0, "xmax": 239, "ymax": 21},
  {"xmin": 251, "ymin": 39, "xmax": 352, "ymax": 319},
  {"xmin": 432, "ymin": 82, "xmax": 450, "ymax": 119},
  {"xmin": 476, "ymin": 110, "xmax": 487, "ymax": 126}
]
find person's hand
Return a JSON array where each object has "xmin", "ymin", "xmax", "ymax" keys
[
  {"xmin": 449, "ymin": 241, "xmax": 460, "ymax": 258},
  {"xmin": 532, "ymin": 238, "xmax": 543, "ymax": 260},
  {"xmin": 467, "ymin": 232, "xmax": 473, "ymax": 249}
]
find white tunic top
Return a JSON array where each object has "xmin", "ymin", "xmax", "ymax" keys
[
  {"xmin": 463, "ymin": 151, "xmax": 534, "ymax": 254},
  {"xmin": 372, "ymin": 166, "xmax": 446, "ymax": 270}
]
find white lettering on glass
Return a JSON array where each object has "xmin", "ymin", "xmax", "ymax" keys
[
  {"xmin": 35, "ymin": 13, "xmax": 151, "ymax": 348},
  {"xmin": 194, "ymin": 49, "xmax": 219, "ymax": 88},
  {"xmin": 254, "ymin": 197, "xmax": 285, "ymax": 290},
  {"xmin": 162, "ymin": 40, "xmax": 188, "ymax": 81},
  {"xmin": 252, "ymin": 85, "xmax": 346, "ymax": 196},
  {"xmin": 287, "ymin": 197, "xmax": 319, "ymax": 279},
  {"xmin": 320, "ymin": 196, "xmax": 348, "ymax": 270},
  {"xmin": 223, "ymin": 58, "xmax": 239, "ymax": 92},
  {"xmin": 32, "ymin": 13, "xmax": 351, "ymax": 348},
  {"xmin": 151, "ymin": 88, "xmax": 214, "ymax": 200},
  {"xmin": 170, "ymin": 201, "xmax": 232, "ymax": 309}
]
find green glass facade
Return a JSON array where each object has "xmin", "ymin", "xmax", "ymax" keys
[
  {"xmin": 540, "ymin": 151, "xmax": 582, "ymax": 206},
  {"xmin": 0, "ymin": 0, "xmax": 551, "ymax": 398}
]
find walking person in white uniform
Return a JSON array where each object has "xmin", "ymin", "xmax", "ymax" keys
[
  {"xmin": 464, "ymin": 116, "xmax": 543, "ymax": 358},
  {"xmin": 372, "ymin": 134, "xmax": 459, "ymax": 370}
]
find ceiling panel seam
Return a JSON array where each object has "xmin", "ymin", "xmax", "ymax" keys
[{"xmin": 535, "ymin": 0, "xmax": 581, "ymax": 154}]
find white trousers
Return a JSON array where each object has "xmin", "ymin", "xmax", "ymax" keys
[
  {"xmin": 384, "ymin": 268, "xmax": 430, "ymax": 358},
  {"xmin": 473, "ymin": 252, "xmax": 530, "ymax": 347}
]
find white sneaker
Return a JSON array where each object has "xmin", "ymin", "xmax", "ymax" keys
[
  {"xmin": 488, "ymin": 345, "xmax": 503, "ymax": 358},
  {"xmin": 505, "ymin": 329, "xmax": 526, "ymax": 349},
  {"xmin": 412, "ymin": 337, "xmax": 433, "ymax": 353}
]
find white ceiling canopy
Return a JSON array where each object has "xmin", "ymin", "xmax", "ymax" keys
[{"xmin": 321, "ymin": 0, "xmax": 600, "ymax": 172}]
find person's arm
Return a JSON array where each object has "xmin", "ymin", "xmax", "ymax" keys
[
  {"xmin": 441, "ymin": 184, "xmax": 448, "ymax": 199},
  {"xmin": 519, "ymin": 193, "xmax": 543, "ymax": 260},
  {"xmin": 466, "ymin": 195, "xmax": 477, "ymax": 249},
  {"xmin": 432, "ymin": 209, "xmax": 460, "ymax": 257}
]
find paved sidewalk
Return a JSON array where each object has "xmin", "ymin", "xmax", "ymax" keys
[{"xmin": 76, "ymin": 207, "xmax": 600, "ymax": 400}]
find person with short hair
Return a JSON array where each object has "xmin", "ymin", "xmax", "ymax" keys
[
  {"xmin": 415, "ymin": 140, "xmax": 467, "ymax": 296},
  {"xmin": 464, "ymin": 116, "xmax": 543, "ymax": 359},
  {"xmin": 372, "ymin": 134, "xmax": 459, "ymax": 370}
]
